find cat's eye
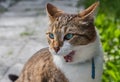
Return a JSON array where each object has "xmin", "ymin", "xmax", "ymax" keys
[
  {"xmin": 49, "ymin": 33, "xmax": 54, "ymax": 39},
  {"xmin": 64, "ymin": 33, "xmax": 74, "ymax": 40}
]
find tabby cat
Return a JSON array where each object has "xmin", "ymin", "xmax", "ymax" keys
[{"xmin": 9, "ymin": 2, "xmax": 103, "ymax": 82}]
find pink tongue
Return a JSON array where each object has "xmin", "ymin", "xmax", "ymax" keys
[
  {"xmin": 64, "ymin": 55, "xmax": 72, "ymax": 62},
  {"xmin": 64, "ymin": 51, "xmax": 75, "ymax": 62}
]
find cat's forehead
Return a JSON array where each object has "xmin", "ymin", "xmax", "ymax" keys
[
  {"xmin": 48, "ymin": 14, "xmax": 92, "ymax": 34},
  {"xmin": 50, "ymin": 14, "xmax": 80, "ymax": 28},
  {"xmin": 48, "ymin": 14, "xmax": 77, "ymax": 32},
  {"xmin": 49, "ymin": 14, "xmax": 89, "ymax": 29},
  {"xmin": 56, "ymin": 14, "xmax": 76, "ymax": 23}
]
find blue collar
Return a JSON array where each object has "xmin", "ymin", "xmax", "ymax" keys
[{"xmin": 92, "ymin": 58, "xmax": 95, "ymax": 79}]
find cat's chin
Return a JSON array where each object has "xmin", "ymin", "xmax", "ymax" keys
[
  {"xmin": 49, "ymin": 47, "xmax": 91, "ymax": 64},
  {"xmin": 63, "ymin": 50, "xmax": 75, "ymax": 62},
  {"xmin": 49, "ymin": 47, "xmax": 76, "ymax": 63}
]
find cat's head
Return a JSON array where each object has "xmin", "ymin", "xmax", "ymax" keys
[{"xmin": 46, "ymin": 2, "xmax": 100, "ymax": 64}]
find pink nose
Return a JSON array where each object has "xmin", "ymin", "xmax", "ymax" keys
[{"xmin": 53, "ymin": 47, "xmax": 60, "ymax": 53}]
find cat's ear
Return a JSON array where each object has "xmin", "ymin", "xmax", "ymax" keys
[
  {"xmin": 79, "ymin": 1, "xmax": 99, "ymax": 20},
  {"xmin": 46, "ymin": 3, "xmax": 64, "ymax": 23}
]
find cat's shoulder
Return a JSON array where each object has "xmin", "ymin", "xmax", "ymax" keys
[
  {"xmin": 24, "ymin": 47, "xmax": 53, "ymax": 69},
  {"xmin": 30, "ymin": 47, "xmax": 51, "ymax": 60},
  {"xmin": 16, "ymin": 48, "xmax": 68, "ymax": 82}
]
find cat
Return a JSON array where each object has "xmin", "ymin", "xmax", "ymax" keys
[{"xmin": 9, "ymin": 1, "xmax": 103, "ymax": 82}]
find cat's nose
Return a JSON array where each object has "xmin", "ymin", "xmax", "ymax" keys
[{"xmin": 53, "ymin": 47, "xmax": 60, "ymax": 53}]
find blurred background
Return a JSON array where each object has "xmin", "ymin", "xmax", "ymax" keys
[{"xmin": 0, "ymin": 0, "xmax": 120, "ymax": 82}]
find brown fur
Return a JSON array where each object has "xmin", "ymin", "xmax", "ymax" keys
[{"xmin": 16, "ymin": 48, "xmax": 68, "ymax": 82}]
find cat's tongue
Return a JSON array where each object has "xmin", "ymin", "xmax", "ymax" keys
[{"xmin": 64, "ymin": 51, "xmax": 75, "ymax": 62}]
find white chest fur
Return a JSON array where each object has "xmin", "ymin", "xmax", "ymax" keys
[{"xmin": 53, "ymin": 54, "xmax": 103, "ymax": 82}]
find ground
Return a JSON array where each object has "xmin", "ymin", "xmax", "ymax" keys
[{"xmin": 0, "ymin": 0, "xmax": 82, "ymax": 82}]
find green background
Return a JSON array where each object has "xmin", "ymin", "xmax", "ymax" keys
[{"xmin": 77, "ymin": 0, "xmax": 120, "ymax": 82}]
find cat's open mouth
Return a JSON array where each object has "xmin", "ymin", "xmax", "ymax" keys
[{"xmin": 64, "ymin": 51, "xmax": 75, "ymax": 62}]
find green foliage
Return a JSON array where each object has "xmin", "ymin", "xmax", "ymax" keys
[
  {"xmin": 0, "ymin": 7, "xmax": 7, "ymax": 13},
  {"xmin": 20, "ymin": 31, "xmax": 34, "ymax": 37},
  {"xmin": 77, "ymin": 0, "xmax": 120, "ymax": 82},
  {"xmin": 96, "ymin": 13, "xmax": 120, "ymax": 82}
]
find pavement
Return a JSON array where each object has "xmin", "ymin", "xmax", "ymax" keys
[{"xmin": 0, "ymin": 0, "xmax": 82, "ymax": 82}]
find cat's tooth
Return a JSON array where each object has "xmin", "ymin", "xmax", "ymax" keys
[
  {"xmin": 68, "ymin": 59, "xmax": 71, "ymax": 62},
  {"xmin": 68, "ymin": 60, "xmax": 70, "ymax": 62}
]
